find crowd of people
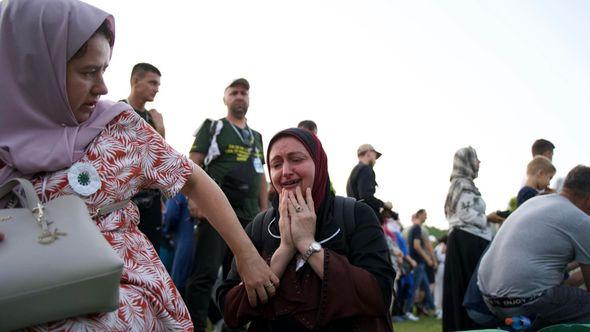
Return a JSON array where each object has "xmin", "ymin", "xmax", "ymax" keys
[{"xmin": 1, "ymin": 1, "xmax": 590, "ymax": 332}]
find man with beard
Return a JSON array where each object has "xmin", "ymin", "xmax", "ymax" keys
[
  {"xmin": 121, "ymin": 63, "xmax": 165, "ymax": 252},
  {"xmin": 186, "ymin": 78, "xmax": 267, "ymax": 332},
  {"xmin": 347, "ymin": 144, "xmax": 392, "ymax": 218}
]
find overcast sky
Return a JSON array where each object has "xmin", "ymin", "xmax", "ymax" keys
[{"xmin": 86, "ymin": 0, "xmax": 590, "ymax": 229}]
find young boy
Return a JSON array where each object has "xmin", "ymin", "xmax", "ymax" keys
[{"xmin": 517, "ymin": 155, "xmax": 556, "ymax": 207}]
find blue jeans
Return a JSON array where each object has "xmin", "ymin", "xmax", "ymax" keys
[{"xmin": 404, "ymin": 263, "xmax": 436, "ymax": 313}]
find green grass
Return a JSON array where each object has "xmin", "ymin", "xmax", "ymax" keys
[{"xmin": 394, "ymin": 316, "xmax": 442, "ymax": 332}]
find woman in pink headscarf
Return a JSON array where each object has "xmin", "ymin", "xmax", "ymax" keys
[
  {"xmin": 218, "ymin": 129, "xmax": 394, "ymax": 331},
  {"xmin": 0, "ymin": 0, "xmax": 278, "ymax": 330}
]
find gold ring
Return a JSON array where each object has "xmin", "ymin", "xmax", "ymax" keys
[
  {"xmin": 265, "ymin": 282, "xmax": 275, "ymax": 289},
  {"xmin": 295, "ymin": 205, "xmax": 303, "ymax": 213}
]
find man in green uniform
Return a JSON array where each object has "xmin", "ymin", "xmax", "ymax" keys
[{"xmin": 185, "ymin": 78, "xmax": 267, "ymax": 332}]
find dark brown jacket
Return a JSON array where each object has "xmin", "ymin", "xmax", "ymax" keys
[{"xmin": 218, "ymin": 198, "xmax": 394, "ymax": 332}]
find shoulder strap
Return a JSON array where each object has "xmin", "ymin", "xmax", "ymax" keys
[
  {"xmin": 0, "ymin": 178, "xmax": 41, "ymax": 211},
  {"xmin": 209, "ymin": 118, "xmax": 220, "ymax": 135},
  {"xmin": 342, "ymin": 197, "xmax": 356, "ymax": 241},
  {"xmin": 91, "ymin": 199, "xmax": 131, "ymax": 218},
  {"xmin": 261, "ymin": 207, "xmax": 277, "ymax": 254},
  {"xmin": 333, "ymin": 196, "xmax": 344, "ymax": 231},
  {"xmin": 0, "ymin": 178, "xmax": 130, "ymax": 219},
  {"xmin": 250, "ymin": 207, "xmax": 275, "ymax": 250},
  {"xmin": 204, "ymin": 119, "xmax": 224, "ymax": 167},
  {"xmin": 333, "ymin": 196, "xmax": 357, "ymax": 249}
]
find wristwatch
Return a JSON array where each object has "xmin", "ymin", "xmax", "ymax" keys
[{"xmin": 301, "ymin": 241, "xmax": 322, "ymax": 262}]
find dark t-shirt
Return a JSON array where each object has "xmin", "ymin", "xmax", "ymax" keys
[
  {"xmin": 190, "ymin": 118, "xmax": 264, "ymax": 221},
  {"xmin": 119, "ymin": 99, "xmax": 155, "ymax": 128},
  {"xmin": 517, "ymin": 186, "xmax": 538, "ymax": 207},
  {"xmin": 408, "ymin": 224, "xmax": 424, "ymax": 264},
  {"xmin": 346, "ymin": 162, "xmax": 383, "ymax": 217}
]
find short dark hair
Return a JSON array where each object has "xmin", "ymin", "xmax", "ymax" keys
[
  {"xmin": 415, "ymin": 209, "xmax": 426, "ymax": 217},
  {"xmin": 563, "ymin": 165, "xmax": 590, "ymax": 197},
  {"xmin": 298, "ymin": 120, "xmax": 317, "ymax": 133},
  {"xmin": 130, "ymin": 63, "xmax": 161, "ymax": 82},
  {"xmin": 71, "ymin": 20, "xmax": 114, "ymax": 60},
  {"xmin": 532, "ymin": 139, "xmax": 555, "ymax": 157}
]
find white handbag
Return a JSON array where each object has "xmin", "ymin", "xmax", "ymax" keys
[{"xmin": 0, "ymin": 178, "xmax": 124, "ymax": 331}]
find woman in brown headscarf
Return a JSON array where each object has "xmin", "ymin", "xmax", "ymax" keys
[{"xmin": 218, "ymin": 128, "xmax": 395, "ymax": 331}]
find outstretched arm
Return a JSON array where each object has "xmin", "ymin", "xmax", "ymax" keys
[{"xmin": 181, "ymin": 166, "xmax": 279, "ymax": 306}]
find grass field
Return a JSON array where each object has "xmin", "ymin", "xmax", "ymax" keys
[{"xmin": 394, "ymin": 316, "xmax": 442, "ymax": 332}]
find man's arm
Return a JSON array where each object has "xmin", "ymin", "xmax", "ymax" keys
[
  {"xmin": 423, "ymin": 233, "xmax": 437, "ymax": 269},
  {"xmin": 189, "ymin": 152, "xmax": 205, "ymax": 168},
  {"xmin": 487, "ymin": 211, "xmax": 506, "ymax": 224},
  {"xmin": 580, "ymin": 264, "xmax": 590, "ymax": 291},
  {"xmin": 567, "ymin": 261, "xmax": 580, "ymax": 271},
  {"xmin": 148, "ymin": 109, "xmax": 165, "ymax": 138},
  {"xmin": 413, "ymin": 239, "xmax": 433, "ymax": 266},
  {"xmin": 259, "ymin": 173, "xmax": 268, "ymax": 211},
  {"xmin": 404, "ymin": 254, "xmax": 417, "ymax": 268},
  {"xmin": 356, "ymin": 166, "xmax": 384, "ymax": 209}
]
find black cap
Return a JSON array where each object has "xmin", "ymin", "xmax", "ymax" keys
[{"xmin": 226, "ymin": 78, "xmax": 250, "ymax": 90}]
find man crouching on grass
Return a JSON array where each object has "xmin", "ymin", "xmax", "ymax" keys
[{"xmin": 478, "ymin": 165, "xmax": 590, "ymax": 329}]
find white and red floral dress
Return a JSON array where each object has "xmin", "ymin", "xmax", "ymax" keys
[{"xmin": 27, "ymin": 110, "xmax": 194, "ymax": 331}]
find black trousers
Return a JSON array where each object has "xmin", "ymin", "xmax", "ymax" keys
[
  {"xmin": 442, "ymin": 228, "xmax": 489, "ymax": 332},
  {"xmin": 185, "ymin": 217, "xmax": 250, "ymax": 332},
  {"xmin": 135, "ymin": 191, "xmax": 162, "ymax": 254},
  {"xmin": 487, "ymin": 285, "xmax": 590, "ymax": 329}
]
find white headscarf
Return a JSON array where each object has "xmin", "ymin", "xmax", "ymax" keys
[{"xmin": 444, "ymin": 146, "xmax": 481, "ymax": 218}]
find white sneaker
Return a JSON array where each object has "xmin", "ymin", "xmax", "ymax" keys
[
  {"xmin": 436, "ymin": 309, "xmax": 443, "ymax": 319},
  {"xmin": 404, "ymin": 312, "xmax": 419, "ymax": 321}
]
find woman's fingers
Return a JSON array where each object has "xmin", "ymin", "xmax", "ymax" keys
[
  {"xmin": 279, "ymin": 191, "xmax": 295, "ymax": 246},
  {"xmin": 286, "ymin": 192, "xmax": 298, "ymax": 216},
  {"xmin": 294, "ymin": 187, "xmax": 308, "ymax": 212},
  {"xmin": 264, "ymin": 281, "xmax": 277, "ymax": 297},
  {"xmin": 288, "ymin": 189, "xmax": 306, "ymax": 216},
  {"xmin": 305, "ymin": 187, "xmax": 315, "ymax": 212},
  {"xmin": 236, "ymin": 251, "xmax": 279, "ymax": 307},
  {"xmin": 279, "ymin": 190, "xmax": 288, "ymax": 216},
  {"xmin": 246, "ymin": 288, "xmax": 258, "ymax": 307},
  {"xmin": 270, "ymin": 272, "xmax": 280, "ymax": 285},
  {"xmin": 256, "ymin": 285, "xmax": 269, "ymax": 304}
]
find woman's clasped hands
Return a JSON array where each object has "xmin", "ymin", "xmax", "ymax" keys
[{"xmin": 277, "ymin": 187, "xmax": 317, "ymax": 259}]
